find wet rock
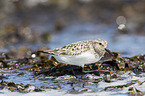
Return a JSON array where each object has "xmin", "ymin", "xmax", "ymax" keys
[
  {"xmin": 7, "ymin": 82, "xmax": 17, "ymax": 92},
  {"xmin": 110, "ymin": 73, "xmax": 118, "ymax": 78},
  {"xmin": 139, "ymin": 54, "xmax": 145, "ymax": 61},
  {"xmin": 17, "ymin": 72, "xmax": 24, "ymax": 76},
  {"xmin": 104, "ymin": 80, "xmax": 138, "ymax": 91},
  {"xmin": 84, "ymin": 63, "xmax": 99, "ymax": 71},
  {"xmin": 34, "ymin": 88, "xmax": 44, "ymax": 92},
  {"xmin": 0, "ymin": 80, "xmax": 6, "ymax": 89},
  {"xmin": 0, "ymin": 74, "xmax": 8, "ymax": 80},
  {"xmin": 7, "ymin": 82, "xmax": 17, "ymax": 87},
  {"xmin": 101, "ymin": 59, "xmax": 120, "ymax": 71},
  {"xmin": 23, "ymin": 84, "xmax": 35, "ymax": 92},
  {"xmin": 103, "ymin": 74, "xmax": 111, "ymax": 82},
  {"xmin": 0, "ymin": 59, "xmax": 8, "ymax": 68},
  {"xmin": 128, "ymin": 86, "xmax": 144, "ymax": 96},
  {"xmin": 78, "ymin": 88, "xmax": 90, "ymax": 93},
  {"xmin": 112, "ymin": 52, "xmax": 120, "ymax": 58},
  {"xmin": 0, "ymin": 53, "xmax": 11, "ymax": 60}
]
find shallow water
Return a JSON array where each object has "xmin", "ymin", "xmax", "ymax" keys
[{"xmin": 1, "ymin": 71, "xmax": 145, "ymax": 96}]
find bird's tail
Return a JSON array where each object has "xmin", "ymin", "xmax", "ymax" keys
[
  {"xmin": 37, "ymin": 50, "xmax": 48, "ymax": 53},
  {"xmin": 37, "ymin": 50, "xmax": 55, "ymax": 55}
]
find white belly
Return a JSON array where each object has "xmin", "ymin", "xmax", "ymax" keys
[{"xmin": 54, "ymin": 51, "xmax": 101, "ymax": 67}]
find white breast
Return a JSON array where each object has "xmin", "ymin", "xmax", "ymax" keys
[{"xmin": 54, "ymin": 51, "xmax": 101, "ymax": 67}]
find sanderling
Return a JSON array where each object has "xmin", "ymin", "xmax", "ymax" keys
[{"xmin": 38, "ymin": 39, "xmax": 112, "ymax": 67}]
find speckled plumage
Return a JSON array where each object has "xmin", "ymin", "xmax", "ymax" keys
[{"xmin": 41, "ymin": 39, "xmax": 109, "ymax": 67}]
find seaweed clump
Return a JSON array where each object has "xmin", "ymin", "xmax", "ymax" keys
[{"xmin": 0, "ymin": 50, "xmax": 145, "ymax": 95}]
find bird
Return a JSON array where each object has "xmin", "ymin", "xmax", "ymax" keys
[{"xmin": 38, "ymin": 39, "xmax": 113, "ymax": 67}]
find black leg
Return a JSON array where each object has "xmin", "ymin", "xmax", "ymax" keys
[{"xmin": 71, "ymin": 68, "xmax": 78, "ymax": 78}]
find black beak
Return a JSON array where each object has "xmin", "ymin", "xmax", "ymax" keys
[{"xmin": 105, "ymin": 48, "xmax": 113, "ymax": 56}]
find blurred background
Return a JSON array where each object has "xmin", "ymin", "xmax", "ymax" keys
[{"xmin": 0, "ymin": 0, "xmax": 145, "ymax": 57}]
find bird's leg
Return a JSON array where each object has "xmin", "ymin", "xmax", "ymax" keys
[
  {"xmin": 70, "ymin": 66, "xmax": 81, "ymax": 78},
  {"xmin": 71, "ymin": 67, "xmax": 77, "ymax": 77},
  {"xmin": 70, "ymin": 65, "xmax": 85, "ymax": 78},
  {"xmin": 47, "ymin": 66, "xmax": 57, "ymax": 76}
]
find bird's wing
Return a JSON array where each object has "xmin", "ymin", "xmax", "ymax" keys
[{"xmin": 39, "ymin": 40, "xmax": 92, "ymax": 56}]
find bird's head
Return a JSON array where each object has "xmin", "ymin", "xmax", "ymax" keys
[{"xmin": 93, "ymin": 39, "xmax": 113, "ymax": 56}]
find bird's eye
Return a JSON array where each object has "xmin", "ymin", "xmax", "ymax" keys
[{"xmin": 99, "ymin": 43, "xmax": 102, "ymax": 45}]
